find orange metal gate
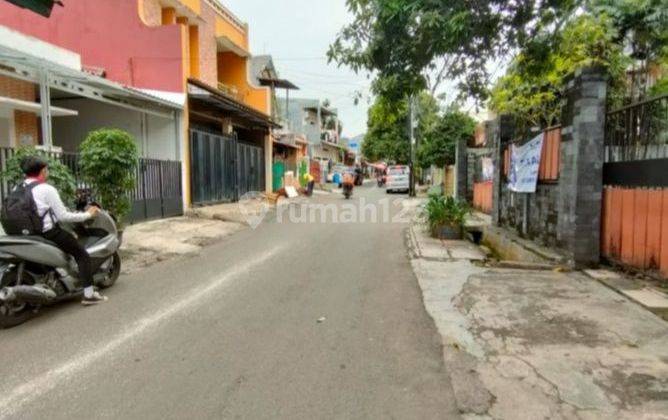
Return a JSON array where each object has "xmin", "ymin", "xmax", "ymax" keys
[
  {"xmin": 601, "ymin": 187, "xmax": 668, "ymax": 277},
  {"xmin": 473, "ymin": 181, "xmax": 493, "ymax": 214}
]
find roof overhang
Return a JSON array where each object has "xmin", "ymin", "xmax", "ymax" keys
[
  {"xmin": 273, "ymin": 139, "xmax": 300, "ymax": 150},
  {"xmin": 216, "ymin": 36, "xmax": 249, "ymax": 58},
  {"xmin": 0, "ymin": 95, "xmax": 77, "ymax": 116},
  {"xmin": 322, "ymin": 140, "xmax": 346, "ymax": 150},
  {"xmin": 188, "ymin": 78, "xmax": 280, "ymax": 129},
  {"xmin": 0, "ymin": 45, "xmax": 182, "ymax": 119},
  {"xmin": 258, "ymin": 77, "xmax": 299, "ymax": 90}
]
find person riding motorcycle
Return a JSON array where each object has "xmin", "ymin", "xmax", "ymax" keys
[
  {"xmin": 342, "ymin": 171, "xmax": 354, "ymax": 198},
  {"xmin": 342, "ymin": 171, "xmax": 354, "ymax": 187},
  {"xmin": 20, "ymin": 156, "xmax": 107, "ymax": 306}
]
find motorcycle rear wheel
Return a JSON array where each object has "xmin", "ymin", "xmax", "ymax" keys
[
  {"xmin": 97, "ymin": 252, "xmax": 121, "ymax": 289},
  {"xmin": 0, "ymin": 268, "xmax": 37, "ymax": 329}
]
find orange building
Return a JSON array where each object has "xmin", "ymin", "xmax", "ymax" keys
[{"xmin": 138, "ymin": 0, "xmax": 279, "ymax": 204}]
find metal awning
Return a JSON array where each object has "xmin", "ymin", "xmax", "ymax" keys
[
  {"xmin": 0, "ymin": 95, "xmax": 77, "ymax": 116},
  {"xmin": 0, "ymin": 43, "xmax": 182, "ymax": 148},
  {"xmin": 258, "ymin": 77, "xmax": 299, "ymax": 90},
  {"xmin": 4, "ymin": 0, "xmax": 63, "ymax": 17},
  {"xmin": 188, "ymin": 78, "xmax": 280, "ymax": 129},
  {"xmin": 0, "ymin": 45, "xmax": 182, "ymax": 117}
]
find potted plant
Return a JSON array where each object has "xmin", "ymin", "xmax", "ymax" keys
[
  {"xmin": 423, "ymin": 193, "xmax": 470, "ymax": 239},
  {"xmin": 78, "ymin": 129, "xmax": 139, "ymax": 230}
]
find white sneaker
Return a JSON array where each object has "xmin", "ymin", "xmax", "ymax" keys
[{"xmin": 81, "ymin": 291, "xmax": 108, "ymax": 306}]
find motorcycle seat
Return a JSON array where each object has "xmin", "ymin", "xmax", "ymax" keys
[{"xmin": 22, "ymin": 236, "xmax": 60, "ymax": 248}]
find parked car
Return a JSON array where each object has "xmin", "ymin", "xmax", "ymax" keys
[{"xmin": 385, "ymin": 165, "xmax": 410, "ymax": 193}]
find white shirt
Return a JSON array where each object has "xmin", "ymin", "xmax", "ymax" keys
[{"xmin": 25, "ymin": 178, "xmax": 91, "ymax": 232}]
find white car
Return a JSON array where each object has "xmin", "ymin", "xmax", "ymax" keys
[{"xmin": 385, "ymin": 165, "xmax": 410, "ymax": 193}]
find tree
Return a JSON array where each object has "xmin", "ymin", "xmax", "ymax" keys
[
  {"xmin": 329, "ymin": 0, "xmax": 581, "ymax": 100},
  {"xmin": 361, "ymin": 91, "xmax": 441, "ymax": 163},
  {"xmin": 362, "ymin": 95, "xmax": 410, "ymax": 163},
  {"xmin": 79, "ymin": 129, "xmax": 139, "ymax": 225},
  {"xmin": 1, "ymin": 147, "xmax": 77, "ymax": 206},
  {"xmin": 417, "ymin": 108, "xmax": 476, "ymax": 169},
  {"xmin": 590, "ymin": 0, "xmax": 668, "ymax": 98},
  {"xmin": 489, "ymin": 14, "xmax": 629, "ymax": 134}
]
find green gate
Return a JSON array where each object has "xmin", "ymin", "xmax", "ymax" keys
[{"xmin": 272, "ymin": 161, "xmax": 285, "ymax": 191}]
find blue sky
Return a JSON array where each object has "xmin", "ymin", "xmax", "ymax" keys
[{"xmin": 224, "ymin": 0, "xmax": 371, "ymax": 138}]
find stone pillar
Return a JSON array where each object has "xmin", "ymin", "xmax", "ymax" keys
[
  {"xmin": 489, "ymin": 118, "xmax": 502, "ymax": 224},
  {"xmin": 490, "ymin": 116, "xmax": 513, "ymax": 225},
  {"xmin": 455, "ymin": 139, "xmax": 467, "ymax": 200},
  {"xmin": 557, "ymin": 66, "xmax": 607, "ymax": 267}
]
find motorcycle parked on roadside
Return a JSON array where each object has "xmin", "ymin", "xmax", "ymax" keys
[{"xmin": 0, "ymin": 208, "xmax": 121, "ymax": 328}]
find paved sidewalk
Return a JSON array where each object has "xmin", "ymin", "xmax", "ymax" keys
[
  {"xmin": 408, "ymin": 219, "xmax": 668, "ymax": 419},
  {"xmin": 121, "ymin": 216, "xmax": 243, "ymax": 274}
]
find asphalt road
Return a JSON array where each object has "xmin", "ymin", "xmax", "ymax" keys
[{"xmin": 0, "ymin": 184, "xmax": 459, "ymax": 420}]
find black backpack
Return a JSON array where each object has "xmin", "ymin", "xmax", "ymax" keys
[{"xmin": 1, "ymin": 181, "xmax": 48, "ymax": 235}]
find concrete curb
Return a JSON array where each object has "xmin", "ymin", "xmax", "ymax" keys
[{"xmin": 583, "ymin": 270, "xmax": 668, "ymax": 321}]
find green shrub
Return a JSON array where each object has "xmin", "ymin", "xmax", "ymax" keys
[
  {"xmin": 422, "ymin": 193, "xmax": 470, "ymax": 231},
  {"xmin": 0, "ymin": 147, "xmax": 77, "ymax": 206},
  {"xmin": 79, "ymin": 129, "xmax": 139, "ymax": 225}
]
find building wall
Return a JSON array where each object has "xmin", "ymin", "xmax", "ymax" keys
[
  {"xmin": 198, "ymin": 2, "xmax": 219, "ymax": 86},
  {"xmin": 0, "ymin": 0, "xmax": 185, "ymax": 92},
  {"xmin": 313, "ymin": 145, "xmax": 340, "ymax": 163},
  {"xmin": 14, "ymin": 111, "xmax": 38, "ymax": 146},
  {"xmin": 217, "ymin": 52, "xmax": 270, "ymax": 115},
  {"xmin": 283, "ymin": 100, "xmax": 323, "ymax": 146},
  {"xmin": 51, "ymin": 99, "xmax": 178, "ymax": 160},
  {"xmin": 498, "ymin": 184, "xmax": 560, "ymax": 246},
  {"xmin": 0, "ymin": 75, "xmax": 35, "ymax": 102},
  {"xmin": 213, "ymin": 6, "xmax": 249, "ymax": 53},
  {"xmin": 0, "ymin": 75, "xmax": 39, "ymax": 147}
]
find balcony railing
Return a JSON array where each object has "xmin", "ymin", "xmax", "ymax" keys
[{"xmin": 217, "ymin": 82, "xmax": 242, "ymax": 101}]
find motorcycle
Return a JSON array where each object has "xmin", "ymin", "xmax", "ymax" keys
[
  {"xmin": 343, "ymin": 182, "xmax": 353, "ymax": 199},
  {"xmin": 377, "ymin": 176, "xmax": 386, "ymax": 188},
  {"xmin": 0, "ymin": 208, "xmax": 121, "ymax": 328},
  {"xmin": 354, "ymin": 171, "xmax": 364, "ymax": 186}
]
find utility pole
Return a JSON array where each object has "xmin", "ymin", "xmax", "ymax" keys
[{"xmin": 409, "ymin": 95, "xmax": 416, "ymax": 197}]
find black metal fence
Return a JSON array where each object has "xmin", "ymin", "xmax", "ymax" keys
[
  {"xmin": 605, "ymin": 94, "xmax": 668, "ymax": 163},
  {"xmin": 0, "ymin": 147, "xmax": 183, "ymax": 224}
]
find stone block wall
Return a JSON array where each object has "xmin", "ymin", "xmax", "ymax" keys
[
  {"xmin": 498, "ymin": 184, "xmax": 560, "ymax": 246},
  {"xmin": 490, "ymin": 66, "xmax": 607, "ymax": 266}
]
